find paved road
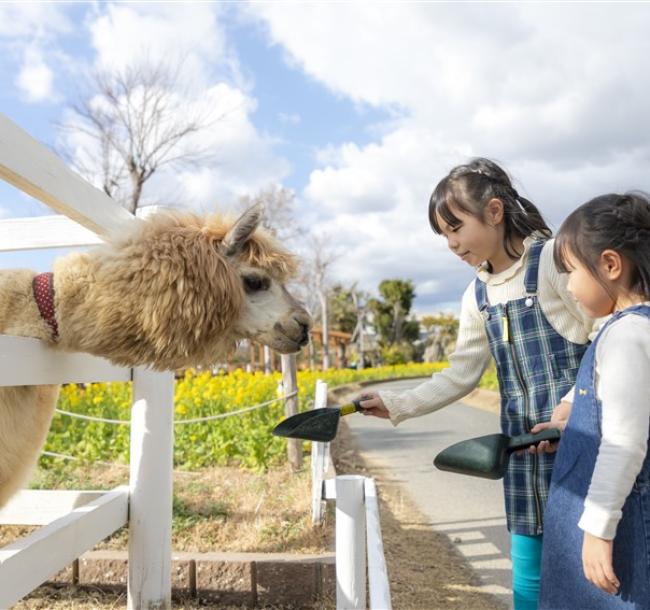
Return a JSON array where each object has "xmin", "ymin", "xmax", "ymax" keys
[{"xmin": 344, "ymin": 378, "xmax": 513, "ymax": 608}]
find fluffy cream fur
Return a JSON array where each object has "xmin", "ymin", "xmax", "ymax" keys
[{"xmin": 0, "ymin": 207, "xmax": 309, "ymax": 507}]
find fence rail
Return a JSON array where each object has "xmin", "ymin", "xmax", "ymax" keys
[{"xmin": 0, "ymin": 486, "xmax": 128, "ymax": 609}]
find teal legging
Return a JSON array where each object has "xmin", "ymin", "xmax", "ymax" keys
[{"xmin": 511, "ymin": 533, "xmax": 543, "ymax": 610}]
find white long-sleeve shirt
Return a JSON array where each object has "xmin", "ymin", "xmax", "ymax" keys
[
  {"xmin": 380, "ymin": 236, "xmax": 596, "ymax": 425},
  {"xmin": 578, "ymin": 311, "xmax": 650, "ymax": 540}
]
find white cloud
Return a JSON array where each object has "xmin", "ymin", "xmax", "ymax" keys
[
  {"xmin": 89, "ymin": 3, "xmax": 237, "ymax": 92},
  {"xmin": 0, "ymin": 4, "xmax": 71, "ymax": 38},
  {"xmin": 248, "ymin": 2, "xmax": 650, "ymax": 310},
  {"xmin": 0, "ymin": 3, "xmax": 71, "ymax": 104},
  {"xmin": 16, "ymin": 47, "xmax": 54, "ymax": 102},
  {"xmin": 279, "ymin": 112, "xmax": 301, "ymax": 125}
]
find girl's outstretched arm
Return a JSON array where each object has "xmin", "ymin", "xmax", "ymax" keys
[
  {"xmin": 357, "ymin": 281, "xmax": 491, "ymax": 426},
  {"xmin": 358, "ymin": 393, "xmax": 390, "ymax": 418}
]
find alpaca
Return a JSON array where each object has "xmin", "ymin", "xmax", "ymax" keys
[{"xmin": 0, "ymin": 204, "xmax": 311, "ymax": 507}]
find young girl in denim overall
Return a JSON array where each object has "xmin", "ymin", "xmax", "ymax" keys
[
  {"xmin": 538, "ymin": 193, "xmax": 650, "ymax": 610},
  {"xmin": 358, "ymin": 158, "xmax": 596, "ymax": 610}
]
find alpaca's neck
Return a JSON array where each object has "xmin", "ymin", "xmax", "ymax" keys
[
  {"xmin": 52, "ymin": 250, "xmax": 237, "ymax": 370},
  {"xmin": 52, "ymin": 251, "xmax": 117, "ymax": 354},
  {"xmin": 0, "ymin": 269, "xmax": 54, "ymax": 340}
]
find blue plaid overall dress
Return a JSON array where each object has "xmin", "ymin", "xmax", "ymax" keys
[
  {"xmin": 475, "ymin": 240, "xmax": 588, "ymax": 535},
  {"xmin": 540, "ymin": 305, "xmax": 650, "ymax": 610}
]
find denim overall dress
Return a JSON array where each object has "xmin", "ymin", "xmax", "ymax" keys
[
  {"xmin": 475, "ymin": 240, "xmax": 588, "ymax": 535},
  {"xmin": 540, "ymin": 306, "xmax": 650, "ymax": 610}
]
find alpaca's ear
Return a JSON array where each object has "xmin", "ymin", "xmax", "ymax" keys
[{"xmin": 221, "ymin": 203, "xmax": 264, "ymax": 257}]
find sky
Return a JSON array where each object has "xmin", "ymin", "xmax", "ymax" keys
[{"xmin": 2, "ymin": 1, "xmax": 650, "ymax": 314}]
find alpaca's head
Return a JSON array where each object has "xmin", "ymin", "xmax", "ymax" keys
[
  {"xmin": 214, "ymin": 204, "xmax": 311, "ymax": 354},
  {"xmin": 85, "ymin": 204, "xmax": 311, "ymax": 370}
]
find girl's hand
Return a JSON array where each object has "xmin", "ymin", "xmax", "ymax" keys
[
  {"xmin": 528, "ymin": 400, "xmax": 572, "ymax": 455},
  {"xmin": 357, "ymin": 393, "xmax": 390, "ymax": 419},
  {"xmin": 582, "ymin": 532, "xmax": 619, "ymax": 595}
]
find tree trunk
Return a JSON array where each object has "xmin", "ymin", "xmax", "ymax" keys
[
  {"xmin": 281, "ymin": 355, "xmax": 302, "ymax": 471},
  {"xmin": 320, "ymin": 291, "xmax": 330, "ymax": 370}
]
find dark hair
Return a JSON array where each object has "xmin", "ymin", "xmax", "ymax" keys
[
  {"xmin": 554, "ymin": 192, "xmax": 650, "ymax": 300},
  {"xmin": 429, "ymin": 158, "xmax": 552, "ymax": 261}
]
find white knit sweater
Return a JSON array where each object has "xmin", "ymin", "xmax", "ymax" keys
[{"xmin": 380, "ymin": 236, "xmax": 596, "ymax": 425}]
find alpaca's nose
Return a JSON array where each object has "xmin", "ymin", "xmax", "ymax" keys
[
  {"xmin": 298, "ymin": 321, "xmax": 310, "ymax": 344},
  {"xmin": 293, "ymin": 310, "xmax": 312, "ymax": 345}
]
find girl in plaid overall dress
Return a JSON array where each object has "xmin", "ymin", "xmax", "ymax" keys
[
  {"xmin": 537, "ymin": 193, "xmax": 650, "ymax": 609},
  {"xmin": 357, "ymin": 158, "xmax": 594, "ymax": 610}
]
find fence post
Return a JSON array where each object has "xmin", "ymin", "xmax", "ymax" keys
[
  {"xmin": 364, "ymin": 478, "xmax": 392, "ymax": 609},
  {"xmin": 281, "ymin": 354, "xmax": 302, "ymax": 471},
  {"xmin": 127, "ymin": 369, "xmax": 174, "ymax": 610},
  {"xmin": 335, "ymin": 475, "xmax": 366, "ymax": 610},
  {"xmin": 311, "ymin": 380, "xmax": 329, "ymax": 525},
  {"xmin": 264, "ymin": 345, "xmax": 272, "ymax": 374}
]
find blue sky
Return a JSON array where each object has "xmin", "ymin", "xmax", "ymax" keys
[{"xmin": 2, "ymin": 2, "xmax": 650, "ymax": 314}]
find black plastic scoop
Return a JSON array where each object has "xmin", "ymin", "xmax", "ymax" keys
[
  {"xmin": 272, "ymin": 400, "xmax": 363, "ymax": 442},
  {"xmin": 434, "ymin": 428, "xmax": 561, "ymax": 480}
]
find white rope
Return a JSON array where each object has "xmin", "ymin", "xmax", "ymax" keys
[
  {"xmin": 41, "ymin": 450, "xmax": 125, "ymax": 469},
  {"xmin": 54, "ymin": 409, "xmax": 130, "ymax": 425},
  {"xmin": 52, "ymin": 390, "xmax": 298, "ymax": 426},
  {"xmin": 173, "ymin": 391, "xmax": 298, "ymax": 424},
  {"xmin": 41, "ymin": 450, "xmax": 200, "ymax": 477}
]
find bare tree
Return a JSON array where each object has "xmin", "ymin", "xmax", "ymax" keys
[
  {"xmin": 297, "ymin": 233, "xmax": 340, "ymax": 370},
  {"xmin": 350, "ymin": 285, "xmax": 370, "ymax": 369},
  {"xmin": 60, "ymin": 60, "xmax": 219, "ymax": 213},
  {"xmin": 237, "ymin": 184, "xmax": 304, "ymax": 244}
]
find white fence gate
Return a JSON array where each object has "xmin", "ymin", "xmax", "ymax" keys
[{"xmin": 0, "ymin": 112, "xmax": 175, "ymax": 609}]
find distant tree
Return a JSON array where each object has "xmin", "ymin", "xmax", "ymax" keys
[
  {"xmin": 402, "ymin": 318, "xmax": 421, "ymax": 343},
  {"xmin": 61, "ymin": 60, "xmax": 217, "ymax": 213},
  {"xmin": 368, "ymin": 279, "xmax": 416, "ymax": 345},
  {"xmin": 422, "ymin": 313, "xmax": 459, "ymax": 361},
  {"xmin": 421, "ymin": 315, "xmax": 437, "ymax": 333},
  {"xmin": 329, "ymin": 284, "xmax": 359, "ymax": 334}
]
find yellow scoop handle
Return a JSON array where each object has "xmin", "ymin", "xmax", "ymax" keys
[{"xmin": 339, "ymin": 400, "xmax": 363, "ymax": 416}]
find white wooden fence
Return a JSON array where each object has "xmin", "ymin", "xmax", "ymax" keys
[
  {"xmin": 311, "ymin": 381, "xmax": 392, "ymax": 610},
  {"xmin": 0, "ymin": 112, "xmax": 175, "ymax": 609},
  {"xmin": 0, "ymin": 111, "xmax": 391, "ymax": 610}
]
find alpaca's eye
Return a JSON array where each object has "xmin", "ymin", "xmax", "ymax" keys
[{"xmin": 243, "ymin": 275, "xmax": 270, "ymax": 293}]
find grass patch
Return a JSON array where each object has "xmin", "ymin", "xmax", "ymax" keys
[{"xmin": 1, "ymin": 461, "xmax": 333, "ymax": 555}]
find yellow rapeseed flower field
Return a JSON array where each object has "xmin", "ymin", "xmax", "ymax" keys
[{"xmin": 46, "ymin": 362, "xmax": 455, "ymax": 470}]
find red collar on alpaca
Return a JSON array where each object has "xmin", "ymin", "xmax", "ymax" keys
[{"xmin": 32, "ymin": 272, "xmax": 59, "ymax": 341}]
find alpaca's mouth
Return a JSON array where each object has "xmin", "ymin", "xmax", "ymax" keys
[
  {"xmin": 273, "ymin": 332, "xmax": 309, "ymax": 353},
  {"xmin": 263, "ymin": 325, "xmax": 310, "ymax": 354}
]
